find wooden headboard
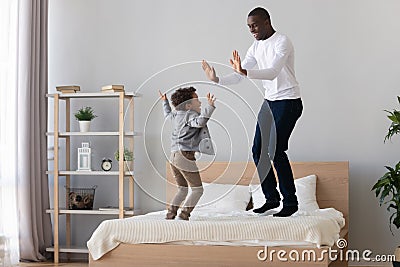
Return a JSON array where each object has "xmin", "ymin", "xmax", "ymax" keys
[{"xmin": 166, "ymin": 161, "xmax": 349, "ymax": 223}]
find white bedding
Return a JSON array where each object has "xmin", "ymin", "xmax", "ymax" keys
[{"xmin": 87, "ymin": 208, "xmax": 345, "ymax": 260}]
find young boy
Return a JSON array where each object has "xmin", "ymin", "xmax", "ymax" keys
[{"xmin": 159, "ymin": 87, "xmax": 216, "ymax": 220}]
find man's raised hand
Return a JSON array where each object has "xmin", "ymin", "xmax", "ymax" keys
[{"xmin": 229, "ymin": 50, "xmax": 247, "ymax": 76}]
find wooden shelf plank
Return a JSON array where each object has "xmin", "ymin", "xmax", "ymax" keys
[
  {"xmin": 46, "ymin": 170, "xmax": 134, "ymax": 176},
  {"xmin": 46, "ymin": 246, "xmax": 89, "ymax": 254},
  {"xmin": 46, "ymin": 92, "xmax": 138, "ymax": 98},
  {"xmin": 46, "ymin": 209, "xmax": 139, "ymax": 216},
  {"xmin": 46, "ymin": 131, "xmax": 140, "ymax": 136}
]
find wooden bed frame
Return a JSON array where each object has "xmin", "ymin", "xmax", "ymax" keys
[{"xmin": 89, "ymin": 161, "xmax": 349, "ymax": 267}]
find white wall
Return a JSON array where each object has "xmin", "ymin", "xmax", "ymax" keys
[{"xmin": 49, "ymin": 0, "xmax": 400, "ymax": 262}]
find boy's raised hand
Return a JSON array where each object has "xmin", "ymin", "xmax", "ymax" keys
[
  {"xmin": 207, "ymin": 92, "xmax": 216, "ymax": 107},
  {"xmin": 202, "ymin": 60, "xmax": 219, "ymax": 83},
  {"xmin": 158, "ymin": 90, "xmax": 167, "ymax": 100}
]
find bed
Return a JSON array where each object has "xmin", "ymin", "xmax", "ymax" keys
[{"xmin": 88, "ymin": 161, "xmax": 349, "ymax": 267}]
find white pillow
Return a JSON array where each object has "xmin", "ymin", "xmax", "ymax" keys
[
  {"xmin": 250, "ymin": 174, "xmax": 319, "ymax": 212},
  {"xmin": 194, "ymin": 182, "xmax": 251, "ymax": 212}
]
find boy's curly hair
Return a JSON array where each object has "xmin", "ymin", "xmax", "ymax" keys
[{"xmin": 171, "ymin": 87, "xmax": 197, "ymax": 110}]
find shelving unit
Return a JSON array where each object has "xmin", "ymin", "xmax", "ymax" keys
[{"xmin": 46, "ymin": 91, "xmax": 138, "ymax": 263}]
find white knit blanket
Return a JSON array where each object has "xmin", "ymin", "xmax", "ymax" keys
[{"xmin": 87, "ymin": 208, "xmax": 345, "ymax": 260}]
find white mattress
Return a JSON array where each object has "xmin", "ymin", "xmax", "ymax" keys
[{"xmin": 87, "ymin": 208, "xmax": 345, "ymax": 260}]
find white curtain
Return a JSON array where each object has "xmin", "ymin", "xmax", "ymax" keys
[
  {"xmin": 0, "ymin": 0, "xmax": 19, "ymax": 265},
  {"xmin": 1, "ymin": 0, "xmax": 51, "ymax": 264},
  {"xmin": 0, "ymin": 0, "xmax": 19, "ymax": 266}
]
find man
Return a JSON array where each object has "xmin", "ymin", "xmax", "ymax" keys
[{"xmin": 202, "ymin": 7, "xmax": 303, "ymax": 217}]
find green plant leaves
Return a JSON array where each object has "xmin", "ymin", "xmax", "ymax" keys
[
  {"xmin": 372, "ymin": 160, "xmax": 400, "ymax": 234},
  {"xmin": 375, "ymin": 96, "xmax": 400, "ymax": 234},
  {"xmin": 384, "ymin": 97, "xmax": 400, "ymax": 142},
  {"xmin": 114, "ymin": 147, "xmax": 133, "ymax": 161},
  {"xmin": 74, "ymin": 106, "xmax": 97, "ymax": 121}
]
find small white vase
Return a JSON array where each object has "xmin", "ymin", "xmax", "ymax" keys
[{"xmin": 79, "ymin": 121, "xmax": 91, "ymax": 132}]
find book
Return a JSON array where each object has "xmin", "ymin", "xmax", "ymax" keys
[
  {"xmin": 59, "ymin": 89, "xmax": 78, "ymax": 94},
  {"xmin": 56, "ymin": 85, "xmax": 80, "ymax": 93},
  {"xmin": 101, "ymin": 84, "xmax": 124, "ymax": 91},
  {"xmin": 101, "ymin": 89, "xmax": 125, "ymax": 93}
]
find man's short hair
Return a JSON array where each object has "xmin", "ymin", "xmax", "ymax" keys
[
  {"xmin": 171, "ymin": 87, "xmax": 197, "ymax": 110},
  {"xmin": 248, "ymin": 7, "xmax": 270, "ymax": 22}
]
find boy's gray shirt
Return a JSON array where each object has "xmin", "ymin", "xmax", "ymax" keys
[{"xmin": 162, "ymin": 99, "xmax": 215, "ymax": 155}]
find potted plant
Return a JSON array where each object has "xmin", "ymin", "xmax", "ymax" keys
[
  {"xmin": 372, "ymin": 96, "xmax": 400, "ymax": 267},
  {"xmin": 114, "ymin": 147, "xmax": 133, "ymax": 172},
  {"xmin": 74, "ymin": 106, "xmax": 97, "ymax": 132}
]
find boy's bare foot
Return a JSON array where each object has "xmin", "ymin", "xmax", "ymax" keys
[
  {"xmin": 165, "ymin": 212, "xmax": 176, "ymax": 220},
  {"xmin": 178, "ymin": 211, "xmax": 190, "ymax": 220}
]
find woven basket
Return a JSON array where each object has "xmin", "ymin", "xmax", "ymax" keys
[{"xmin": 66, "ymin": 186, "xmax": 97, "ymax": 210}]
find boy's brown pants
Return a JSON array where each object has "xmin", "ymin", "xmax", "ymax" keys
[{"xmin": 168, "ymin": 151, "xmax": 204, "ymax": 218}]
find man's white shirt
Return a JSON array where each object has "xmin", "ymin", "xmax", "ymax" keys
[{"xmin": 218, "ymin": 32, "xmax": 300, "ymax": 101}]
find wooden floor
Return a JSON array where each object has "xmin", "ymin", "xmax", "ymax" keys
[
  {"xmin": 19, "ymin": 262, "xmax": 88, "ymax": 267},
  {"xmin": 17, "ymin": 262, "xmax": 387, "ymax": 267}
]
